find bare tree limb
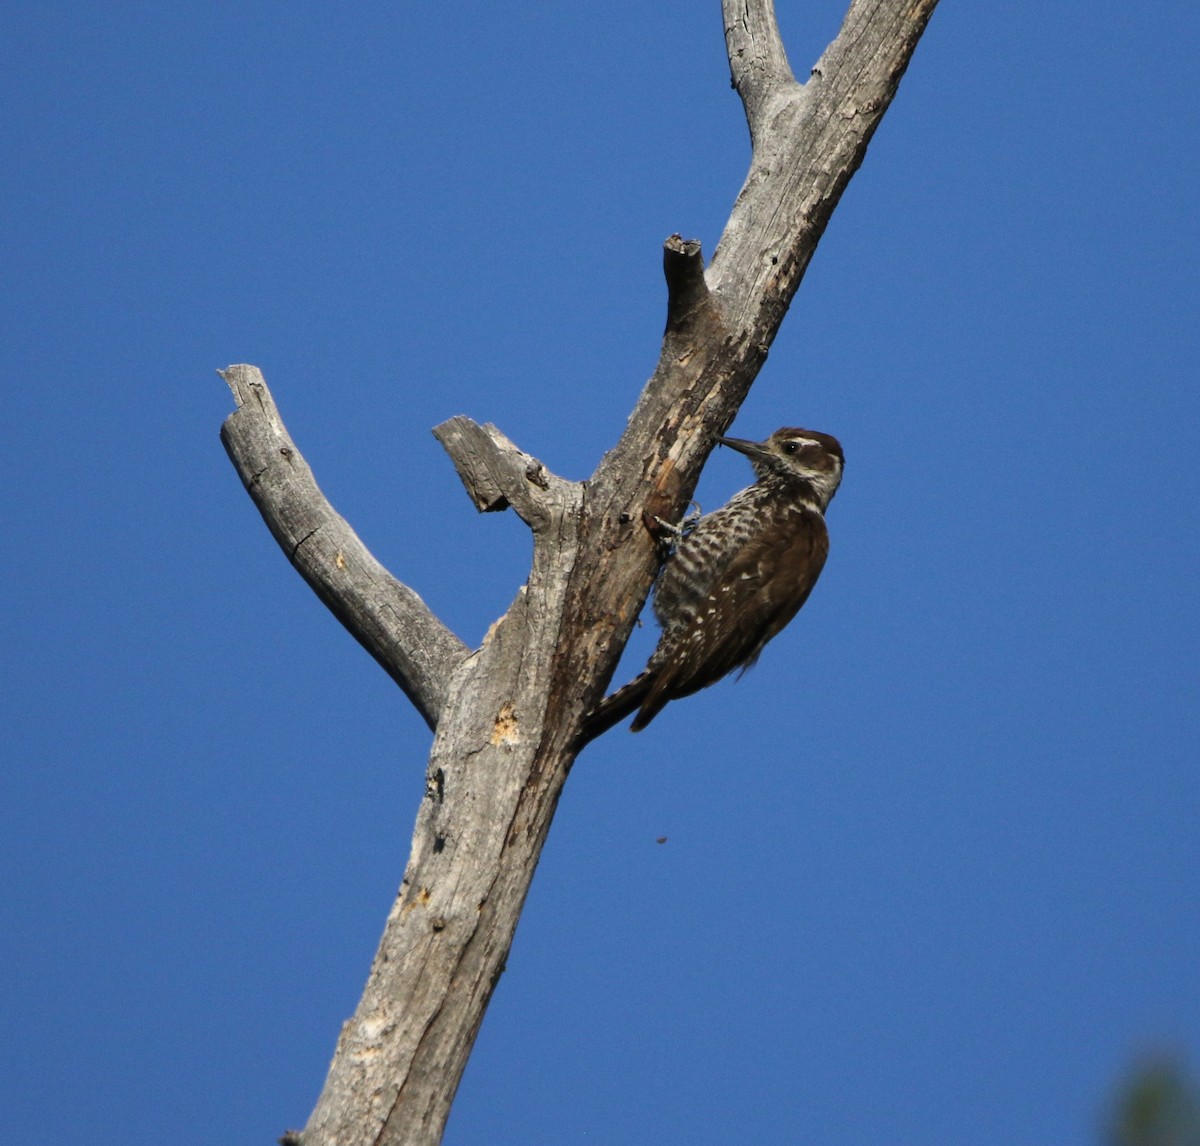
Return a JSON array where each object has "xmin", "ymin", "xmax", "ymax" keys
[
  {"xmin": 662, "ymin": 233, "xmax": 711, "ymax": 329},
  {"xmin": 432, "ymin": 415, "xmax": 573, "ymax": 527},
  {"xmin": 724, "ymin": 0, "xmax": 796, "ymax": 140},
  {"xmin": 219, "ymin": 365, "xmax": 468, "ymax": 730},
  {"xmin": 220, "ymin": 2, "xmax": 940, "ymax": 1142},
  {"xmin": 709, "ymin": 0, "xmax": 938, "ymax": 325}
]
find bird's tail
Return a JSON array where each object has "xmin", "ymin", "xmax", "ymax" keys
[{"xmin": 579, "ymin": 669, "xmax": 656, "ymax": 742}]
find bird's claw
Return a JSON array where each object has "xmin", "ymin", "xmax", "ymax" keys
[{"xmin": 646, "ymin": 502, "xmax": 701, "ymax": 540}]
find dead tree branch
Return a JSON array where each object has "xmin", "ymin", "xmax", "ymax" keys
[
  {"xmin": 219, "ymin": 365, "xmax": 467, "ymax": 729},
  {"xmin": 220, "ymin": 2, "xmax": 939, "ymax": 1142}
]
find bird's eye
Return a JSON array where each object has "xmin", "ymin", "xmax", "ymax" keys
[{"xmin": 781, "ymin": 441, "xmax": 799, "ymax": 454}]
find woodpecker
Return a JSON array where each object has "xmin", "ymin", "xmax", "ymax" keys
[{"xmin": 585, "ymin": 427, "xmax": 843, "ymax": 736}]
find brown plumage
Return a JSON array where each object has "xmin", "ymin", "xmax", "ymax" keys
[{"xmin": 585, "ymin": 427, "xmax": 843, "ymax": 736}]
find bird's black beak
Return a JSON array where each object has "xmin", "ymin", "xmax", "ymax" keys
[{"xmin": 716, "ymin": 435, "xmax": 771, "ymax": 462}]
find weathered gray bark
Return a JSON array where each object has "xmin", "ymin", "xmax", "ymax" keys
[
  {"xmin": 220, "ymin": 2, "xmax": 939, "ymax": 1143},
  {"xmin": 220, "ymin": 369, "xmax": 468, "ymax": 729}
]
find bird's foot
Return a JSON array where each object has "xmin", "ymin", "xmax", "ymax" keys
[{"xmin": 643, "ymin": 502, "xmax": 701, "ymax": 542}]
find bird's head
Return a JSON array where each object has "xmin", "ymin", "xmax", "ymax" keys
[{"xmin": 717, "ymin": 427, "xmax": 844, "ymax": 510}]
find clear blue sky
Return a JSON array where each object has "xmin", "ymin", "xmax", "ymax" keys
[{"xmin": 3, "ymin": 2, "xmax": 1197, "ymax": 1143}]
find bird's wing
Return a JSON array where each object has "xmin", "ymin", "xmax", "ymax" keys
[{"xmin": 646, "ymin": 509, "xmax": 829, "ymax": 705}]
